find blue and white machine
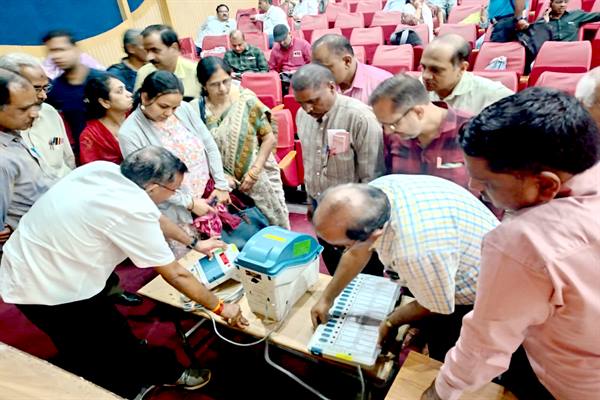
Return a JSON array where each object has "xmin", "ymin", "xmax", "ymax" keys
[{"xmin": 235, "ymin": 226, "xmax": 323, "ymax": 321}]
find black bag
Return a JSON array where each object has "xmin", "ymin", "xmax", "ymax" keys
[
  {"xmin": 221, "ymin": 203, "xmax": 270, "ymax": 249},
  {"xmin": 389, "ymin": 29, "xmax": 423, "ymax": 46},
  {"xmin": 516, "ymin": 22, "xmax": 555, "ymax": 61}
]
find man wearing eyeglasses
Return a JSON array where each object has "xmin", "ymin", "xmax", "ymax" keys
[
  {"xmin": 0, "ymin": 53, "xmax": 75, "ymax": 180},
  {"xmin": 370, "ymin": 74, "xmax": 472, "ymax": 191},
  {"xmin": 310, "ymin": 176, "xmax": 498, "ymax": 362}
]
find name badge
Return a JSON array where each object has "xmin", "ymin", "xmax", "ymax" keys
[
  {"xmin": 292, "ymin": 50, "xmax": 302, "ymax": 58},
  {"xmin": 247, "ymin": 56, "xmax": 256, "ymax": 61}
]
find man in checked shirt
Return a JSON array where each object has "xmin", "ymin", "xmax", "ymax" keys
[{"xmin": 292, "ymin": 63, "xmax": 385, "ymax": 276}]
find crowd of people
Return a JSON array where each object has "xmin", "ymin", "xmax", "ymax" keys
[{"xmin": 1, "ymin": 0, "xmax": 600, "ymax": 399}]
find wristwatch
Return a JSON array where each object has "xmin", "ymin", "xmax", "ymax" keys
[{"xmin": 186, "ymin": 236, "xmax": 199, "ymax": 250}]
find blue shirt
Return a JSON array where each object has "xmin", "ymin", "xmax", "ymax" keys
[
  {"xmin": 488, "ymin": 0, "xmax": 529, "ymax": 21},
  {"xmin": 370, "ymin": 174, "xmax": 499, "ymax": 314}
]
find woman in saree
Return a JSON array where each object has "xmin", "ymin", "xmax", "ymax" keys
[
  {"xmin": 80, "ymin": 73, "xmax": 132, "ymax": 164},
  {"xmin": 191, "ymin": 56, "xmax": 289, "ymax": 229},
  {"xmin": 119, "ymin": 70, "xmax": 231, "ymax": 257}
]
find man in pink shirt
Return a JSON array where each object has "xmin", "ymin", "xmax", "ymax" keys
[
  {"xmin": 312, "ymin": 34, "xmax": 392, "ymax": 105},
  {"xmin": 268, "ymin": 24, "xmax": 311, "ymax": 73},
  {"xmin": 422, "ymin": 87, "xmax": 600, "ymax": 400}
]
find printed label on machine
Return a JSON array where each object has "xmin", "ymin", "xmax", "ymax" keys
[{"xmin": 188, "ymin": 244, "xmax": 239, "ymax": 289}]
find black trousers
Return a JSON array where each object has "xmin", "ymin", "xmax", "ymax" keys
[
  {"xmin": 318, "ymin": 237, "xmax": 384, "ymax": 276},
  {"xmin": 17, "ymin": 277, "xmax": 183, "ymax": 398},
  {"xmin": 411, "ymin": 304, "xmax": 473, "ymax": 362},
  {"xmin": 497, "ymin": 346, "xmax": 555, "ymax": 400}
]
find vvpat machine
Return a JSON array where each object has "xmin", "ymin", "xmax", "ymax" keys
[{"xmin": 234, "ymin": 226, "xmax": 323, "ymax": 321}]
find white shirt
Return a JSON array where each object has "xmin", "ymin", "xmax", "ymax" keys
[
  {"xmin": 254, "ymin": 5, "xmax": 289, "ymax": 35},
  {"xmin": 0, "ymin": 162, "xmax": 175, "ymax": 305},
  {"xmin": 292, "ymin": 0, "xmax": 319, "ymax": 20},
  {"xmin": 21, "ymin": 103, "xmax": 75, "ymax": 180},
  {"xmin": 400, "ymin": 3, "xmax": 435, "ymax": 41},
  {"xmin": 195, "ymin": 16, "xmax": 237, "ymax": 47}
]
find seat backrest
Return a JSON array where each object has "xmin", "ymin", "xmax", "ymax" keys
[
  {"xmin": 240, "ymin": 71, "xmax": 283, "ymax": 105},
  {"xmin": 447, "ymin": 4, "xmax": 482, "ymax": 24},
  {"xmin": 372, "ymin": 45, "xmax": 415, "ymax": 74},
  {"xmin": 473, "ymin": 42, "xmax": 526, "ymax": 75},
  {"xmin": 473, "ymin": 71, "xmax": 519, "ymax": 92},
  {"xmin": 179, "ymin": 37, "xmax": 198, "ymax": 60},
  {"xmin": 238, "ymin": 15, "xmax": 262, "ymax": 33},
  {"xmin": 350, "ymin": 27, "xmax": 384, "ymax": 63},
  {"xmin": 534, "ymin": 71, "xmax": 586, "ymax": 95},
  {"xmin": 202, "ymin": 35, "xmax": 229, "ymax": 51},
  {"xmin": 356, "ymin": 0, "xmax": 383, "ymax": 26},
  {"xmin": 592, "ymin": 0, "xmax": 600, "ymax": 11},
  {"xmin": 244, "ymin": 32, "xmax": 269, "ymax": 51},
  {"xmin": 311, "ymin": 28, "xmax": 343, "ymax": 44},
  {"xmin": 352, "ymin": 45, "xmax": 366, "ymax": 63},
  {"xmin": 535, "ymin": 41, "xmax": 592, "ymax": 67},
  {"xmin": 236, "ymin": 7, "xmax": 257, "ymax": 20},
  {"xmin": 326, "ymin": 2, "xmax": 351, "ymax": 24},
  {"xmin": 300, "ymin": 14, "xmax": 329, "ymax": 42},
  {"xmin": 272, "ymin": 109, "xmax": 295, "ymax": 149},
  {"xmin": 437, "ymin": 24, "xmax": 478, "ymax": 47},
  {"xmin": 395, "ymin": 24, "xmax": 430, "ymax": 45},
  {"xmin": 371, "ymin": 11, "xmax": 404, "ymax": 42},
  {"xmin": 334, "ymin": 12, "xmax": 365, "ymax": 29}
]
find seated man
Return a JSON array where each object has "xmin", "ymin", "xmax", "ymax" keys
[
  {"xmin": 421, "ymin": 34, "xmax": 513, "ymax": 114},
  {"xmin": 0, "ymin": 53, "xmax": 75, "ymax": 179},
  {"xmin": 224, "ymin": 30, "xmax": 269, "ymax": 79},
  {"xmin": 269, "ymin": 24, "xmax": 311, "ymax": 73},
  {"xmin": 0, "ymin": 146, "xmax": 248, "ymax": 398},
  {"xmin": 539, "ymin": 0, "xmax": 600, "ymax": 41},
  {"xmin": 195, "ymin": 4, "xmax": 237, "ymax": 53},
  {"xmin": 293, "ymin": 64, "xmax": 385, "ymax": 276},
  {"xmin": 369, "ymin": 75, "xmax": 472, "ymax": 186},
  {"xmin": 423, "ymin": 88, "xmax": 600, "ymax": 400},
  {"xmin": 107, "ymin": 29, "xmax": 147, "ymax": 93},
  {"xmin": 312, "ymin": 34, "xmax": 392, "ymax": 105},
  {"xmin": 310, "ymin": 175, "xmax": 499, "ymax": 362},
  {"xmin": 135, "ymin": 24, "xmax": 200, "ymax": 100},
  {"xmin": 290, "ymin": 0, "xmax": 319, "ymax": 23},
  {"xmin": 252, "ymin": 0, "xmax": 289, "ymax": 47},
  {"xmin": 576, "ymin": 67, "xmax": 600, "ymax": 126}
]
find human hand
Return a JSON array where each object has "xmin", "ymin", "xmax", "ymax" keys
[
  {"xmin": 239, "ymin": 174, "xmax": 257, "ymax": 193},
  {"xmin": 207, "ymin": 189, "xmax": 231, "ymax": 205},
  {"xmin": 194, "ymin": 236, "xmax": 227, "ymax": 258},
  {"xmin": 421, "ymin": 380, "xmax": 442, "ymax": 400},
  {"xmin": 543, "ymin": 8, "xmax": 551, "ymax": 22},
  {"xmin": 190, "ymin": 198, "xmax": 216, "ymax": 216},
  {"xmin": 377, "ymin": 319, "xmax": 397, "ymax": 351},
  {"xmin": 310, "ymin": 297, "xmax": 333, "ymax": 328},
  {"xmin": 221, "ymin": 302, "xmax": 249, "ymax": 328},
  {"xmin": 0, "ymin": 225, "xmax": 13, "ymax": 244},
  {"xmin": 515, "ymin": 18, "xmax": 529, "ymax": 30}
]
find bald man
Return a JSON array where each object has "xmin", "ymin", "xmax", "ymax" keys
[
  {"xmin": 223, "ymin": 30, "xmax": 269, "ymax": 79},
  {"xmin": 310, "ymin": 175, "xmax": 498, "ymax": 362},
  {"xmin": 576, "ymin": 67, "xmax": 600, "ymax": 127},
  {"xmin": 420, "ymin": 34, "xmax": 513, "ymax": 114}
]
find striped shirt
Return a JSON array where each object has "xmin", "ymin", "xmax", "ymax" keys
[
  {"xmin": 370, "ymin": 174, "xmax": 499, "ymax": 314},
  {"xmin": 297, "ymin": 94, "xmax": 385, "ymax": 201}
]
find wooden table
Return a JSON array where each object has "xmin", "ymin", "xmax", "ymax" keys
[
  {"xmin": 138, "ymin": 250, "xmax": 395, "ymax": 383},
  {"xmin": 0, "ymin": 342, "xmax": 123, "ymax": 400},
  {"xmin": 384, "ymin": 351, "xmax": 517, "ymax": 400}
]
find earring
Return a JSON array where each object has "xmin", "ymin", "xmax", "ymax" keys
[{"xmin": 140, "ymin": 104, "xmax": 146, "ymax": 111}]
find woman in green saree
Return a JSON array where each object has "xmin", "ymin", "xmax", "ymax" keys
[{"xmin": 192, "ymin": 56, "xmax": 290, "ymax": 228}]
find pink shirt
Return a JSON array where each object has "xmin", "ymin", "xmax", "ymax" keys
[
  {"xmin": 268, "ymin": 37, "xmax": 312, "ymax": 73},
  {"xmin": 436, "ymin": 162, "xmax": 600, "ymax": 400},
  {"xmin": 342, "ymin": 62, "xmax": 393, "ymax": 105}
]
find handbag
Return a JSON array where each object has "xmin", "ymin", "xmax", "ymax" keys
[{"xmin": 221, "ymin": 202, "xmax": 270, "ymax": 249}]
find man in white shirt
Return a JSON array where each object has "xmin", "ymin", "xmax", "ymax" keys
[
  {"xmin": 252, "ymin": 0, "xmax": 290, "ymax": 48},
  {"xmin": 0, "ymin": 146, "xmax": 248, "ymax": 398},
  {"xmin": 291, "ymin": 0, "xmax": 319, "ymax": 23},
  {"xmin": 195, "ymin": 4, "xmax": 237, "ymax": 52},
  {"xmin": 0, "ymin": 53, "xmax": 75, "ymax": 180}
]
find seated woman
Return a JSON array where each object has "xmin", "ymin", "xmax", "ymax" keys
[
  {"xmin": 541, "ymin": 0, "xmax": 600, "ymax": 41},
  {"xmin": 119, "ymin": 70, "xmax": 231, "ymax": 257},
  {"xmin": 386, "ymin": 0, "xmax": 444, "ymax": 39},
  {"xmin": 191, "ymin": 57, "xmax": 289, "ymax": 229},
  {"xmin": 80, "ymin": 73, "xmax": 132, "ymax": 164}
]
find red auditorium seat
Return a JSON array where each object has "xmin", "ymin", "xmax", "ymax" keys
[
  {"xmin": 202, "ymin": 35, "xmax": 229, "ymax": 51},
  {"xmin": 394, "ymin": 23, "xmax": 430, "ymax": 45},
  {"xmin": 271, "ymin": 108, "xmax": 304, "ymax": 187},
  {"xmin": 528, "ymin": 41, "xmax": 591, "ymax": 86},
  {"xmin": 325, "ymin": 2, "xmax": 350, "ymax": 28},
  {"xmin": 311, "ymin": 28, "xmax": 343, "ymax": 44},
  {"xmin": 371, "ymin": 11, "xmax": 404, "ymax": 43},
  {"xmin": 534, "ymin": 71, "xmax": 586, "ymax": 95},
  {"xmin": 350, "ymin": 27, "xmax": 384, "ymax": 64},
  {"xmin": 334, "ymin": 12, "xmax": 365, "ymax": 39},
  {"xmin": 300, "ymin": 14, "xmax": 329, "ymax": 43},
  {"xmin": 241, "ymin": 72, "xmax": 283, "ymax": 108},
  {"xmin": 236, "ymin": 7, "xmax": 257, "ymax": 20},
  {"xmin": 372, "ymin": 45, "xmax": 415, "ymax": 73},
  {"xmin": 244, "ymin": 31, "xmax": 269, "ymax": 51},
  {"xmin": 437, "ymin": 24, "xmax": 478, "ymax": 48},
  {"xmin": 473, "ymin": 42, "xmax": 527, "ymax": 75},
  {"xmin": 356, "ymin": 0, "xmax": 384, "ymax": 27},
  {"xmin": 352, "ymin": 45, "xmax": 366, "ymax": 64},
  {"xmin": 179, "ymin": 37, "xmax": 198, "ymax": 60},
  {"xmin": 473, "ymin": 71, "xmax": 519, "ymax": 92},
  {"xmin": 447, "ymin": 3, "xmax": 483, "ymax": 24}
]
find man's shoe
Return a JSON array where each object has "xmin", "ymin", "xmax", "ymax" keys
[
  {"xmin": 168, "ymin": 368, "xmax": 211, "ymax": 390},
  {"xmin": 112, "ymin": 291, "xmax": 143, "ymax": 306}
]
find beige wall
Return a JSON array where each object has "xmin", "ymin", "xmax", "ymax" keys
[{"xmin": 0, "ymin": 0, "xmax": 256, "ymax": 67}]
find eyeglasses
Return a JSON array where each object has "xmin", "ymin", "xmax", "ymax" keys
[
  {"xmin": 154, "ymin": 182, "xmax": 181, "ymax": 194},
  {"xmin": 206, "ymin": 78, "xmax": 232, "ymax": 89},
  {"xmin": 33, "ymin": 84, "xmax": 52, "ymax": 94},
  {"xmin": 381, "ymin": 107, "xmax": 414, "ymax": 132}
]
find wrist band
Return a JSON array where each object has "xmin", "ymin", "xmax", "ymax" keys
[
  {"xmin": 186, "ymin": 236, "xmax": 199, "ymax": 250},
  {"xmin": 211, "ymin": 299, "xmax": 224, "ymax": 315},
  {"xmin": 385, "ymin": 318, "xmax": 394, "ymax": 328}
]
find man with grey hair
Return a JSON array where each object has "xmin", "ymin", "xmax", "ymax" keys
[
  {"xmin": 310, "ymin": 174, "xmax": 498, "ymax": 362},
  {"xmin": 0, "ymin": 146, "xmax": 248, "ymax": 398},
  {"xmin": 0, "ymin": 52, "xmax": 75, "ymax": 179},
  {"xmin": 369, "ymin": 74, "xmax": 472, "ymax": 189},
  {"xmin": 107, "ymin": 29, "xmax": 147, "ymax": 92},
  {"xmin": 292, "ymin": 63, "xmax": 385, "ymax": 275},
  {"xmin": 575, "ymin": 67, "xmax": 600, "ymax": 127}
]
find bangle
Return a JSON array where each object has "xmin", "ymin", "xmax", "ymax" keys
[
  {"xmin": 188, "ymin": 198, "xmax": 195, "ymax": 211},
  {"xmin": 186, "ymin": 236, "xmax": 199, "ymax": 250},
  {"xmin": 247, "ymin": 168, "xmax": 260, "ymax": 180},
  {"xmin": 211, "ymin": 299, "xmax": 224, "ymax": 315},
  {"xmin": 385, "ymin": 318, "xmax": 394, "ymax": 328}
]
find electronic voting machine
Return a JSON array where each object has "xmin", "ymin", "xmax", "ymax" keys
[
  {"xmin": 187, "ymin": 244, "xmax": 240, "ymax": 289},
  {"xmin": 235, "ymin": 226, "xmax": 323, "ymax": 321},
  {"xmin": 307, "ymin": 274, "xmax": 401, "ymax": 367}
]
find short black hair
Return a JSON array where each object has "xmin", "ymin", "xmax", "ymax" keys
[
  {"xmin": 196, "ymin": 56, "xmax": 232, "ymax": 96},
  {"xmin": 141, "ymin": 24, "xmax": 179, "ymax": 48},
  {"xmin": 369, "ymin": 74, "xmax": 429, "ymax": 109},
  {"xmin": 292, "ymin": 63, "xmax": 335, "ymax": 92},
  {"xmin": 121, "ymin": 145, "xmax": 188, "ymax": 188},
  {"xmin": 459, "ymin": 87, "xmax": 599, "ymax": 174},
  {"xmin": 312, "ymin": 34, "xmax": 354, "ymax": 57},
  {"xmin": 134, "ymin": 70, "xmax": 184, "ymax": 108},
  {"xmin": 216, "ymin": 4, "xmax": 229, "ymax": 12},
  {"xmin": 84, "ymin": 72, "xmax": 119, "ymax": 120},
  {"xmin": 0, "ymin": 68, "xmax": 30, "ymax": 106},
  {"xmin": 42, "ymin": 30, "xmax": 76, "ymax": 45}
]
